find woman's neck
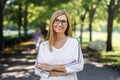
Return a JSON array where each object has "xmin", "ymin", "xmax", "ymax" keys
[
  {"xmin": 53, "ymin": 34, "xmax": 68, "ymax": 49},
  {"xmin": 54, "ymin": 34, "xmax": 67, "ymax": 42}
]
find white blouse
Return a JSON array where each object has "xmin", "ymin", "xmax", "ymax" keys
[{"xmin": 34, "ymin": 36, "xmax": 84, "ymax": 80}]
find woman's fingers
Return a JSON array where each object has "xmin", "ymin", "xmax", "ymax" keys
[{"xmin": 37, "ymin": 63, "xmax": 52, "ymax": 72}]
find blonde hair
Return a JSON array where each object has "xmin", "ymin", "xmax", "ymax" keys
[{"xmin": 46, "ymin": 10, "xmax": 72, "ymax": 51}]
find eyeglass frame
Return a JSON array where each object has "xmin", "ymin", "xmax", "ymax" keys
[{"xmin": 54, "ymin": 19, "xmax": 68, "ymax": 26}]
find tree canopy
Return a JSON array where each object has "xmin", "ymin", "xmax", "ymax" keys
[{"xmin": 0, "ymin": 0, "xmax": 120, "ymax": 51}]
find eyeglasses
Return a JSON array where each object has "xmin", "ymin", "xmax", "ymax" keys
[{"xmin": 54, "ymin": 19, "xmax": 67, "ymax": 25}]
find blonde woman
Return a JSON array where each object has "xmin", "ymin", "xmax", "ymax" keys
[{"xmin": 34, "ymin": 10, "xmax": 84, "ymax": 80}]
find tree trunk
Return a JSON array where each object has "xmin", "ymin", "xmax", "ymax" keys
[
  {"xmin": 89, "ymin": 22, "xmax": 92, "ymax": 41},
  {"xmin": 18, "ymin": 2, "xmax": 22, "ymax": 42},
  {"xmin": 0, "ymin": 0, "xmax": 7, "ymax": 51},
  {"xmin": 23, "ymin": 2, "xmax": 28, "ymax": 37},
  {"xmin": 80, "ymin": 24, "xmax": 83, "ymax": 44},
  {"xmin": 80, "ymin": 11, "xmax": 87, "ymax": 44},
  {"xmin": 88, "ymin": 6, "xmax": 96, "ymax": 42},
  {"xmin": 106, "ymin": 5, "xmax": 114, "ymax": 51},
  {"xmin": 107, "ymin": 14, "xmax": 113, "ymax": 51},
  {"xmin": 73, "ymin": 21, "xmax": 76, "ymax": 37},
  {"xmin": 0, "ymin": 3, "xmax": 3, "ymax": 51}
]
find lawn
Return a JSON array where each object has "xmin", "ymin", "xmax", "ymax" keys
[{"xmin": 81, "ymin": 31, "xmax": 120, "ymax": 70}]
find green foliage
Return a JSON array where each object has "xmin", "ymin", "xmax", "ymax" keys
[
  {"xmin": 3, "ymin": 0, "xmax": 120, "ymax": 32},
  {"xmin": 39, "ymin": 0, "xmax": 72, "ymax": 7},
  {"xmin": 4, "ymin": 22, "xmax": 18, "ymax": 30},
  {"xmin": 116, "ymin": 13, "xmax": 120, "ymax": 23}
]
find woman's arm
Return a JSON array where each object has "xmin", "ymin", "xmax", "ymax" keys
[
  {"xmin": 64, "ymin": 40, "xmax": 84, "ymax": 74},
  {"xmin": 50, "ymin": 70, "xmax": 67, "ymax": 76},
  {"xmin": 37, "ymin": 63, "xmax": 67, "ymax": 76}
]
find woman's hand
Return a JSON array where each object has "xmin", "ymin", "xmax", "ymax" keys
[
  {"xmin": 37, "ymin": 62, "xmax": 52, "ymax": 72},
  {"xmin": 50, "ymin": 70, "xmax": 67, "ymax": 76},
  {"xmin": 37, "ymin": 62, "xmax": 67, "ymax": 76}
]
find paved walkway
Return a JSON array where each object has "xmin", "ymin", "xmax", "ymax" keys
[
  {"xmin": 78, "ymin": 53, "xmax": 120, "ymax": 80},
  {"xmin": 0, "ymin": 43, "xmax": 120, "ymax": 80}
]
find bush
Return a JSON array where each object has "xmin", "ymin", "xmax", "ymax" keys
[{"xmin": 88, "ymin": 40, "xmax": 106, "ymax": 51}]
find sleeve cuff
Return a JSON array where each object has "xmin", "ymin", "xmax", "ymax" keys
[
  {"xmin": 35, "ymin": 68, "xmax": 50, "ymax": 78},
  {"xmin": 65, "ymin": 66, "xmax": 74, "ymax": 73}
]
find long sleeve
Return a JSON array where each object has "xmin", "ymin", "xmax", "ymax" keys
[
  {"xmin": 34, "ymin": 43, "xmax": 50, "ymax": 78},
  {"xmin": 65, "ymin": 40, "xmax": 84, "ymax": 74}
]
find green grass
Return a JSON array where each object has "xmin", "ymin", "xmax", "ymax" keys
[
  {"xmin": 82, "ymin": 32, "xmax": 120, "ymax": 49},
  {"xmin": 81, "ymin": 32, "xmax": 120, "ymax": 69},
  {"xmin": 100, "ymin": 51, "xmax": 120, "ymax": 69}
]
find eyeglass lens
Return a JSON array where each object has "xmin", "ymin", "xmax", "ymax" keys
[{"xmin": 54, "ymin": 19, "xmax": 67, "ymax": 25}]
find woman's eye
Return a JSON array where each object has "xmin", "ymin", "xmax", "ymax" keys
[{"xmin": 61, "ymin": 20, "xmax": 66, "ymax": 23}]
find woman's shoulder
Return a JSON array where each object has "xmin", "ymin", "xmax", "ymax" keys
[
  {"xmin": 40, "ymin": 40, "xmax": 49, "ymax": 45},
  {"xmin": 67, "ymin": 36, "xmax": 80, "ymax": 47}
]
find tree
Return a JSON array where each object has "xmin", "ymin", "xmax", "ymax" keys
[
  {"xmin": 106, "ymin": 0, "xmax": 120, "ymax": 51},
  {"xmin": 81, "ymin": 0, "xmax": 100, "ymax": 42},
  {"xmin": 0, "ymin": 0, "xmax": 7, "ymax": 51},
  {"xmin": 88, "ymin": 4, "xmax": 97, "ymax": 42},
  {"xmin": 80, "ymin": 10, "xmax": 87, "ymax": 44},
  {"xmin": 16, "ymin": 1, "xmax": 22, "ymax": 42},
  {"xmin": 23, "ymin": 1, "xmax": 28, "ymax": 37}
]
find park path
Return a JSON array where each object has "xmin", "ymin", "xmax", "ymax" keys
[
  {"xmin": 77, "ymin": 53, "xmax": 120, "ymax": 80},
  {"xmin": 0, "ymin": 41, "xmax": 120, "ymax": 80}
]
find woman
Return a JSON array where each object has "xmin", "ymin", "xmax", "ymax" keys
[
  {"xmin": 33, "ymin": 28, "xmax": 42, "ymax": 51},
  {"xmin": 34, "ymin": 10, "xmax": 84, "ymax": 80}
]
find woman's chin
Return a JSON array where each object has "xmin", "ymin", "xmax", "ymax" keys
[{"xmin": 55, "ymin": 31, "xmax": 64, "ymax": 34}]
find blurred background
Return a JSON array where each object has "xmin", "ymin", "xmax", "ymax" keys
[{"xmin": 0, "ymin": 0, "xmax": 120, "ymax": 79}]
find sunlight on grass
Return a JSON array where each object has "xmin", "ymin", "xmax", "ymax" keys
[
  {"xmin": 20, "ymin": 41, "xmax": 34, "ymax": 46},
  {"xmin": 82, "ymin": 32, "xmax": 120, "ymax": 69},
  {"xmin": 100, "ymin": 51, "xmax": 120, "ymax": 68},
  {"xmin": 82, "ymin": 32, "xmax": 120, "ymax": 50}
]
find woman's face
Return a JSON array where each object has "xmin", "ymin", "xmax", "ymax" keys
[{"xmin": 53, "ymin": 15, "xmax": 68, "ymax": 34}]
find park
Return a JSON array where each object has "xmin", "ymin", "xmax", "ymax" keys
[{"xmin": 0, "ymin": 0, "xmax": 120, "ymax": 80}]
